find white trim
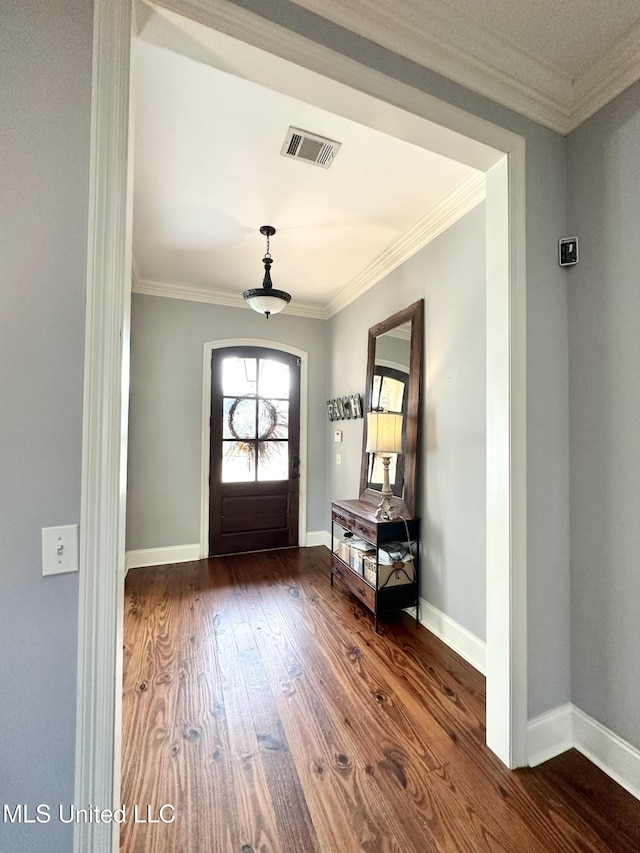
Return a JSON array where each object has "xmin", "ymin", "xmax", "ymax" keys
[
  {"xmin": 75, "ymin": 1, "xmax": 132, "ymax": 851},
  {"xmin": 376, "ymin": 358, "xmax": 408, "ymax": 374},
  {"xmin": 416, "ymin": 598, "xmax": 486, "ymax": 675},
  {"xmin": 271, "ymin": 0, "xmax": 640, "ymax": 134},
  {"xmin": 200, "ymin": 339, "xmax": 309, "ymax": 557},
  {"xmin": 134, "ymin": 278, "xmax": 329, "ymax": 320},
  {"xmin": 484, "ymin": 149, "xmax": 528, "ymax": 768},
  {"xmin": 132, "ymin": 170, "xmax": 485, "ymax": 318},
  {"xmin": 527, "ymin": 703, "xmax": 574, "ymax": 768},
  {"xmin": 528, "ymin": 704, "xmax": 640, "ymax": 802},
  {"xmin": 78, "ymin": 6, "xmax": 528, "ymax": 849},
  {"xmin": 569, "ymin": 20, "xmax": 640, "ymax": 130},
  {"xmin": 574, "ymin": 707, "xmax": 640, "ymax": 801},
  {"xmin": 326, "ymin": 170, "xmax": 485, "ymax": 316},
  {"xmin": 125, "ymin": 544, "xmax": 200, "ymax": 570},
  {"xmin": 257, "ymin": 0, "xmax": 572, "ymax": 134},
  {"xmin": 306, "ymin": 529, "xmax": 331, "ymax": 548}
]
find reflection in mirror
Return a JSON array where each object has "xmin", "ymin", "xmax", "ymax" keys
[{"xmin": 360, "ymin": 301, "xmax": 424, "ymax": 518}]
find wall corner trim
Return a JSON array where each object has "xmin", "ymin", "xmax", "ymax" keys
[{"xmin": 528, "ymin": 704, "xmax": 640, "ymax": 802}]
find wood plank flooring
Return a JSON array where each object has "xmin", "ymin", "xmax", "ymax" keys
[{"xmin": 121, "ymin": 546, "xmax": 640, "ymax": 852}]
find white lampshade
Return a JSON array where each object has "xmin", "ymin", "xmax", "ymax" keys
[
  {"xmin": 366, "ymin": 412, "xmax": 403, "ymax": 454},
  {"xmin": 244, "ymin": 292, "xmax": 289, "ymax": 317}
]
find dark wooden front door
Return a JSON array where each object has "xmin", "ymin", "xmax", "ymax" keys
[{"xmin": 209, "ymin": 346, "xmax": 300, "ymax": 555}]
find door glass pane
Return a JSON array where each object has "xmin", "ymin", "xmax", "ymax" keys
[
  {"xmin": 257, "ymin": 441, "xmax": 289, "ymax": 481},
  {"xmin": 222, "ymin": 441, "xmax": 256, "ymax": 482},
  {"xmin": 258, "ymin": 400, "xmax": 288, "ymax": 440},
  {"xmin": 259, "ymin": 359, "xmax": 289, "ymax": 398},
  {"xmin": 222, "ymin": 357, "xmax": 257, "ymax": 396},
  {"xmin": 223, "ymin": 397, "xmax": 256, "ymax": 439}
]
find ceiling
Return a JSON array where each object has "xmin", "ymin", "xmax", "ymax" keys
[
  {"xmin": 293, "ymin": 0, "xmax": 640, "ymax": 133},
  {"xmin": 132, "ymin": 0, "xmax": 640, "ymax": 318},
  {"xmin": 132, "ymin": 11, "xmax": 480, "ymax": 318}
]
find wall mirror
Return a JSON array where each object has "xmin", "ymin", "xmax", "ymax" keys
[{"xmin": 359, "ymin": 299, "xmax": 424, "ymax": 518}]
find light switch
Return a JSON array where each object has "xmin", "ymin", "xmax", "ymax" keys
[
  {"xmin": 334, "ymin": 430, "xmax": 343, "ymax": 443},
  {"xmin": 336, "ymin": 453, "xmax": 342, "ymax": 465},
  {"xmin": 42, "ymin": 524, "xmax": 79, "ymax": 575}
]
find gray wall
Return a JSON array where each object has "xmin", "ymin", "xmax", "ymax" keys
[
  {"xmin": 328, "ymin": 205, "xmax": 487, "ymax": 641},
  {"xmin": 14, "ymin": 0, "xmax": 632, "ymax": 830},
  {"xmin": 237, "ymin": 0, "xmax": 571, "ymax": 717},
  {"xmin": 126, "ymin": 295, "xmax": 329, "ymax": 550},
  {"xmin": 0, "ymin": 0, "xmax": 92, "ymax": 850},
  {"xmin": 567, "ymin": 80, "xmax": 640, "ymax": 750}
]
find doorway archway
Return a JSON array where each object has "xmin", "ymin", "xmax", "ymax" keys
[{"xmin": 75, "ymin": 3, "xmax": 526, "ymax": 850}]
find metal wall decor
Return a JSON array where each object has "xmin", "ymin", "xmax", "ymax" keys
[{"xmin": 326, "ymin": 394, "xmax": 363, "ymax": 421}]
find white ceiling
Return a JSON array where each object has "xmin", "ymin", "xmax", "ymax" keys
[
  {"xmin": 132, "ymin": 26, "xmax": 477, "ymax": 316},
  {"xmin": 291, "ymin": 0, "xmax": 640, "ymax": 133},
  {"xmin": 133, "ymin": 0, "xmax": 640, "ymax": 317}
]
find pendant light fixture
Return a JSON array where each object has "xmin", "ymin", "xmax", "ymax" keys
[{"xmin": 243, "ymin": 225, "xmax": 291, "ymax": 318}]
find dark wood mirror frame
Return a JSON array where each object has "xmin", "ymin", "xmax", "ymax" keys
[{"xmin": 359, "ymin": 299, "xmax": 424, "ymax": 518}]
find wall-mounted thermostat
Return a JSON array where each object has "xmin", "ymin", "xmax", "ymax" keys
[{"xmin": 559, "ymin": 237, "xmax": 579, "ymax": 266}]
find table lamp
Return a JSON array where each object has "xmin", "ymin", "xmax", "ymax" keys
[{"xmin": 366, "ymin": 411, "xmax": 403, "ymax": 519}]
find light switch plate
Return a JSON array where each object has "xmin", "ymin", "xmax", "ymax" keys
[{"xmin": 42, "ymin": 524, "xmax": 79, "ymax": 575}]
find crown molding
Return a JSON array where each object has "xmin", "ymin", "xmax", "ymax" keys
[
  {"xmin": 286, "ymin": 0, "xmax": 573, "ymax": 133},
  {"xmin": 326, "ymin": 169, "xmax": 486, "ymax": 317},
  {"xmin": 133, "ymin": 170, "xmax": 485, "ymax": 320},
  {"xmin": 285, "ymin": 0, "xmax": 640, "ymax": 135},
  {"xmin": 133, "ymin": 277, "xmax": 330, "ymax": 319},
  {"xmin": 570, "ymin": 19, "xmax": 640, "ymax": 130}
]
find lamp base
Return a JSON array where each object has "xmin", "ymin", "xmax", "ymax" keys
[
  {"xmin": 375, "ymin": 493, "xmax": 399, "ymax": 521},
  {"xmin": 374, "ymin": 454, "xmax": 399, "ymax": 520}
]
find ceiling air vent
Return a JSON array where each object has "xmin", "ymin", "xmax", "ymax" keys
[{"xmin": 280, "ymin": 127, "xmax": 341, "ymax": 169}]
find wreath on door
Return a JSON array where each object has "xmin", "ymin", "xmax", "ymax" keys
[{"xmin": 226, "ymin": 396, "xmax": 284, "ymax": 464}]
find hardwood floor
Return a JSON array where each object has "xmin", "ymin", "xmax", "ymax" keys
[{"xmin": 121, "ymin": 547, "xmax": 640, "ymax": 852}]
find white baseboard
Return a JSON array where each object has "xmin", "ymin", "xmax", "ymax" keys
[
  {"xmin": 528, "ymin": 703, "xmax": 640, "ymax": 801},
  {"xmin": 126, "ymin": 534, "xmax": 330, "ymax": 568},
  {"xmin": 573, "ymin": 707, "xmax": 640, "ymax": 801},
  {"xmin": 417, "ymin": 598, "xmax": 486, "ymax": 675},
  {"xmin": 527, "ymin": 703, "xmax": 574, "ymax": 767},
  {"xmin": 305, "ymin": 530, "xmax": 331, "ymax": 548},
  {"xmin": 125, "ymin": 543, "xmax": 201, "ymax": 571}
]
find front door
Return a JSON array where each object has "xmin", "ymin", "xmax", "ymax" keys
[{"xmin": 209, "ymin": 346, "xmax": 300, "ymax": 555}]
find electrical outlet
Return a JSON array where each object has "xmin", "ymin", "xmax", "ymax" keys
[
  {"xmin": 336, "ymin": 453, "xmax": 342, "ymax": 465},
  {"xmin": 42, "ymin": 524, "xmax": 79, "ymax": 575}
]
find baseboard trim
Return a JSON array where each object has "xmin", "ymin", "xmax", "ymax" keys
[
  {"xmin": 528, "ymin": 703, "xmax": 640, "ymax": 801},
  {"xmin": 305, "ymin": 530, "xmax": 331, "ymax": 548},
  {"xmin": 573, "ymin": 707, "xmax": 640, "ymax": 801},
  {"xmin": 417, "ymin": 598, "xmax": 486, "ymax": 675},
  {"xmin": 126, "ymin": 535, "xmax": 330, "ymax": 567},
  {"xmin": 527, "ymin": 703, "xmax": 574, "ymax": 767},
  {"xmin": 125, "ymin": 544, "xmax": 201, "ymax": 571}
]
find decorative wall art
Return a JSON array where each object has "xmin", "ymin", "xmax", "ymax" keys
[{"xmin": 326, "ymin": 394, "xmax": 363, "ymax": 421}]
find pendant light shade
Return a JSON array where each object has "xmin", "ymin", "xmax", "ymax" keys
[{"xmin": 243, "ymin": 225, "xmax": 291, "ymax": 318}]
